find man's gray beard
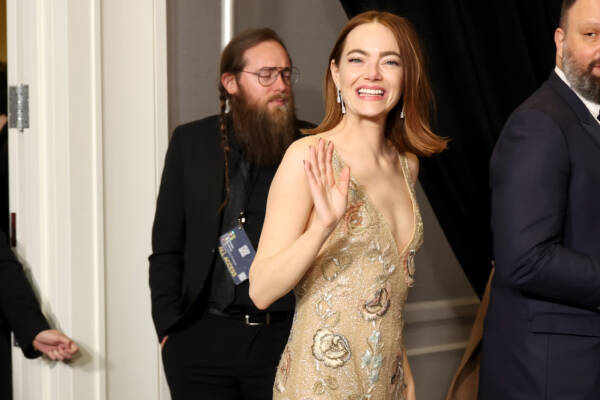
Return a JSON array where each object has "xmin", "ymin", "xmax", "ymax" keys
[
  {"xmin": 562, "ymin": 43, "xmax": 600, "ymax": 103},
  {"xmin": 230, "ymin": 90, "xmax": 297, "ymax": 167}
]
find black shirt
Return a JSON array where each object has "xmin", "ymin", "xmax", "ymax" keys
[{"xmin": 207, "ymin": 119, "xmax": 312, "ymax": 312}]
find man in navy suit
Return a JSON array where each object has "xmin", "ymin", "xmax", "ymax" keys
[{"xmin": 480, "ymin": 0, "xmax": 600, "ymax": 398}]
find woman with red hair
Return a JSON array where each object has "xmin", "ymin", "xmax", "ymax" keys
[{"xmin": 250, "ymin": 11, "xmax": 446, "ymax": 399}]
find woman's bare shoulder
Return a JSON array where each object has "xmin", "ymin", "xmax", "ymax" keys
[{"xmin": 283, "ymin": 134, "xmax": 331, "ymax": 163}]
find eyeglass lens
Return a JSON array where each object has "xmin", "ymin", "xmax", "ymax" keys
[{"xmin": 258, "ymin": 68, "xmax": 298, "ymax": 86}]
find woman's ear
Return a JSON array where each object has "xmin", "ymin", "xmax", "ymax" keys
[{"xmin": 330, "ymin": 60, "xmax": 340, "ymax": 89}]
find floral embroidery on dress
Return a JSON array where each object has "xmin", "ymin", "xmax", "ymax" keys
[
  {"xmin": 390, "ymin": 350, "xmax": 407, "ymax": 399},
  {"xmin": 404, "ymin": 249, "xmax": 416, "ymax": 286},
  {"xmin": 344, "ymin": 200, "xmax": 369, "ymax": 236},
  {"xmin": 361, "ymin": 329, "xmax": 385, "ymax": 393},
  {"xmin": 313, "ymin": 380, "xmax": 326, "ymax": 395},
  {"xmin": 366, "ymin": 239, "xmax": 396, "ymax": 276},
  {"xmin": 312, "ymin": 376, "xmax": 340, "ymax": 396},
  {"xmin": 321, "ymin": 251, "xmax": 353, "ymax": 281},
  {"xmin": 360, "ymin": 282, "xmax": 391, "ymax": 321},
  {"xmin": 324, "ymin": 376, "xmax": 340, "ymax": 390},
  {"xmin": 274, "ymin": 346, "xmax": 292, "ymax": 393},
  {"xmin": 312, "ymin": 328, "xmax": 352, "ymax": 368},
  {"xmin": 314, "ymin": 292, "xmax": 341, "ymax": 327}
]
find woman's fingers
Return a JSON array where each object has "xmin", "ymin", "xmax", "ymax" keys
[
  {"xmin": 325, "ymin": 141, "xmax": 334, "ymax": 187},
  {"xmin": 317, "ymin": 139, "xmax": 327, "ymax": 179},
  {"xmin": 309, "ymin": 145, "xmax": 320, "ymax": 182},
  {"xmin": 303, "ymin": 159, "xmax": 317, "ymax": 188}
]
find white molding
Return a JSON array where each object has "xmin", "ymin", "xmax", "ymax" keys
[
  {"xmin": 407, "ymin": 341, "xmax": 468, "ymax": 357},
  {"xmin": 405, "ymin": 296, "xmax": 479, "ymax": 325},
  {"xmin": 221, "ymin": 0, "xmax": 234, "ymax": 49},
  {"xmin": 87, "ymin": 0, "xmax": 107, "ymax": 398},
  {"xmin": 9, "ymin": 0, "xmax": 107, "ymax": 398},
  {"xmin": 101, "ymin": 0, "xmax": 168, "ymax": 398},
  {"xmin": 153, "ymin": 0, "xmax": 169, "ymax": 191},
  {"xmin": 404, "ymin": 297, "xmax": 479, "ymax": 357},
  {"xmin": 152, "ymin": 1, "xmax": 170, "ymax": 399}
]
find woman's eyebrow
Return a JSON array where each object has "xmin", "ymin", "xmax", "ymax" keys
[{"xmin": 345, "ymin": 49, "xmax": 400, "ymax": 58}]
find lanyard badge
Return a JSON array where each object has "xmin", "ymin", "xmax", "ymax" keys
[{"xmin": 218, "ymin": 222, "xmax": 256, "ymax": 285}]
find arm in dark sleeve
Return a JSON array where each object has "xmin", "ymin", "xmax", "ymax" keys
[
  {"xmin": 149, "ymin": 128, "xmax": 186, "ymax": 340},
  {"xmin": 0, "ymin": 231, "xmax": 50, "ymax": 358},
  {"xmin": 490, "ymin": 110, "xmax": 600, "ymax": 309}
]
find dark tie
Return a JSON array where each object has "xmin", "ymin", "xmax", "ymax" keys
[
  {"xmin": 210, "ymin": 154, "xmax": 249, "ymax": 310},
  {"xmin": 597, "ymin": 110, "xmax": 600, "ymax": 122}
]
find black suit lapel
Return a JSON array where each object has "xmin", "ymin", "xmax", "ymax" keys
[{"xmin": 548, "ymin": 72, "xmax": 600, "ymax": 150}]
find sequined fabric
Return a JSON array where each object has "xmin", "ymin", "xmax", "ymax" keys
[{"xmin": 273, "ymin": 151, "xmax": 424, "ymax": 400}]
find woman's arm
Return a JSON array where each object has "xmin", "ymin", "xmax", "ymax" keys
[{"xmin": 249, "ymin": 138, "xmax": 350, "ymax": 309}]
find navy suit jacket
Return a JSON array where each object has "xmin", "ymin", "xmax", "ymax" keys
[{"xmin": 480, "ymin": 72, "xmax": 600, "ymax": 399}]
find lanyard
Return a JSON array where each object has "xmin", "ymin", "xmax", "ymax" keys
[{"xmin": 234, "ymin": 155, "xmax": 259, "ymax": 227}]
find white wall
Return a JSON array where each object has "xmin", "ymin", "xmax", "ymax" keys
[
  {"xmin": 101, "ymin": 0, "xmax": 168, "ymax": 398},
  {"xmin": 9, "ymin": 0, "xmax": 168, "ymax": 399}
]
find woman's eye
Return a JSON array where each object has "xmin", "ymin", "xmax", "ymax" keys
[
  {"xmin": 348, "ymin": 57, "xmax": 362, "ymax": 63},
  {"xmin": 384, "ymin": 59, "xmax": 400, "ymax": 66}
]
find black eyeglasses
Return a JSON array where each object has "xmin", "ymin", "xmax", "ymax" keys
[{"xmin": 240, "ymin": 67, "xmax": 299, "ymax": 87}]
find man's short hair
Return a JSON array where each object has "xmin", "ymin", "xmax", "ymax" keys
[{"xmin": 560, "ymin": 0, "xmax": 577, "ymax": 30}]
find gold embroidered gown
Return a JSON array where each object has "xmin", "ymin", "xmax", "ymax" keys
[{"xmin": 273, "ymin": 151, "xmax": 424, "ymax": 400}]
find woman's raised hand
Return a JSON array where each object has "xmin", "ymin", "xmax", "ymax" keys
[{"xmin": 303, "ymin": 139, "xmax": 351, "ymax": 233}]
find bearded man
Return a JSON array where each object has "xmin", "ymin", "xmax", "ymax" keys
[
  {"xmin": 479, "ymin": 0, "xmax": 600, "ymax": 398},
  {"xmin": 149, "ymin": 28, "xmax": 313, "ymax": 400}
]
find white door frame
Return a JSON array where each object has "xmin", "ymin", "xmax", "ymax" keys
[{"xmin": 7, "ymin": 0, "xmax": 169, "ymax": 398}]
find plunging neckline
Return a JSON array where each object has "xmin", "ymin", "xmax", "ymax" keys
[{"xmin": 332, "ymin": 148, "xmax": 417, "ymax": 259}]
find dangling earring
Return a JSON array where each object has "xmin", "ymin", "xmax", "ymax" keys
[
  {"xmin": 400, "ymin": 104, "xmax": 405, "ymax": 119},
  {"xmin": 225, "ymin": 98, "xmax": 230, "ymax": 114},
  {"xmin": 337, "ymin": 89, "xmax": 346, "ymax": 114}
]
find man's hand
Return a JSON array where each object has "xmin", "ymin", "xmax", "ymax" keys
[{"xmin": 33, "ymin": 329, "xmax": 79, "ymax": 361}]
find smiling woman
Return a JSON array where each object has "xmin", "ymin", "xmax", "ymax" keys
[{"xmin": 248, "ymin": 10, "xmax": 446, "ymax": 400}]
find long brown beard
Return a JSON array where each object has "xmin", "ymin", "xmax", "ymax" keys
[{"xmin": 229, "ymin": 87, "xmax": 297, "ymax": 166}]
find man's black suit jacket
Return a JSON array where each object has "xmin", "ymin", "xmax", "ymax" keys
[
  {"xmin": 480, "ymin": 72, "xmax": 600, "ymax": 398},
  {"xmin": 0, "ymin": 230, "xmax": 50, "ymax": 399},
  {"xmin": 149, "ymin": 115, "xmax": 313, "ymax": 340}
]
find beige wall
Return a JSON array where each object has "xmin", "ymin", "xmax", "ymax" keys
[{"xmin": 166, "ymin": 0, "xmax": 347, "ymax": 132}]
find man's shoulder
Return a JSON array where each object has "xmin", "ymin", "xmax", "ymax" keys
[
  {"xmin": 500, "ymin": 84, "xmax": 568, "ymax": 139},
  {"xmin": 169, "ymin": 115, "xmax": 223, "ymax": 160},
  {"xmin": 296, "ymin": 119, "xmax": 316, "ymax": 131},
  {"xmin": 511, "ymin": 74, "xmax": 579, "ymax": 127},
  {"xmin": 172, "ymin": 115, "xmax": 220, "ymax": 138}
]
